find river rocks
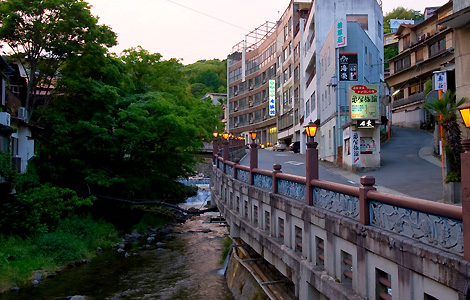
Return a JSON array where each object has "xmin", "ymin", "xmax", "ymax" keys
[
  {"xmin": 9, "ymin": 286, "xmax": 20, "ymax": 292},
  {"xmin": 69, "ymin": 296, "xmax": 87, "ymax": 300}
]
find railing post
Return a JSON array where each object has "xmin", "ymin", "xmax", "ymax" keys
[
  {"xmin": 305, "ymin": 141, "xmax": 318, "ymax": 206},
  {"xmin": 250, "ymin": 140, "xmax": 258, "ymax": 185},
  {"xmin": 272, "ymin": 164, "xmax": 282, "ymax": 193},
  {"xmin": 223, "ymin": 141, "xmax": 229, "ymax": 173},
  {"xmin": 212, "ymin": 139, "xmax": 219, "ymax": 165},
  {"xmin": 233, "ymin": 158, "xmax": 240, "ymax": 179},
  {"xmin": 461, "ymin": 139, "xmax": 470, "ymax": 260},
  {"xmin": 359, "ymin": 176, "xmax": 376, "ymax": 225}
]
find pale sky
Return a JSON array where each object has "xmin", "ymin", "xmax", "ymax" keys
[{"xmin": 87, "ymin": 0, "xmax": 449, "ymax": 65}]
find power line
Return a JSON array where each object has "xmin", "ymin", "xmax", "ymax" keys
[{"xmin": 166, "ymin": 0, "xmax": 251, "ymax": 32}]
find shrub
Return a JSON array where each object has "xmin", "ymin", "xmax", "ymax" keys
[{"xmin": 5, "ymin": 184, "xmax": 95, "ymax": 236}]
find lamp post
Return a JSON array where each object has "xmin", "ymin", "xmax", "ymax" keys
[
  {"xmin": 304, "ymin": 121, "xmax": 319, "ymax": 206},
  {"xmin": 458, "ymin": 101, "xmax": 470, "ymax": 259},
  {"xmin": 212, "ymin": 131, "xmax": 219, "ymax": 165},
  {"xmin": 249, "ymin": 131, "xmax": 258, "ymax": 184},
  {"xmin": 222, "ymin": 132, "xmax": 229, "ymax": 173}
]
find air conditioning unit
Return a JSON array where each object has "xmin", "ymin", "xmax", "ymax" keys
[
  {"xmin": 18, "ymin": 107, "xmax": 27, "ymax": 120},
  {"xmin": 250, "ymin": 119, "xmax": 254, "ymax": 124},
  {"xmin": 249, "ymin": 85, "xmax": 254, "ymax": 90},
  {"xmin": 249, "ymin": 102, "xmax": 254, "ymax": 107},
  {"xmin": 234, "ymin": 91, "xmax": 238, "ymax": 96},
  {"xmin": 235, "ymin": 121, "xmax": 239, "ymax": 127},
  {"xmin": 234, "ymin": 107, "xmax": 238, "ymax": 112},
  {"xmin": 0, "ymin": 112, "xmax": 11, "ymax": 126},
  {"xmin": 263, "ymin": 115, "xmax": 267, "ymax": 120}
]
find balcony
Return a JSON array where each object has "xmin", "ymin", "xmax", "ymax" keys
[{"xmin": 391, "ymin": 92, "xmax": 425, "ymax": 109}]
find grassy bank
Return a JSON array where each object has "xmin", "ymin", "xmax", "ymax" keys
[{"xmin": 0, "ymin": 214, "xmax": 120, "ymax": 292}]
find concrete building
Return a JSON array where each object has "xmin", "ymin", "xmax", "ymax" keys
[
  {"xmin": 301, "ymin": 0, "xmax": 384, "ymax": 169},
  {"xmin": 227, "ymin": 1, "xmax": 311, "ymax": 146},
  {"xmin": 439, "ymin": 0, "xmax": 470, "ymax": 140},
  {"xmin": 386, "ymin": 1, "xmax": 454, "ymax": 129}
]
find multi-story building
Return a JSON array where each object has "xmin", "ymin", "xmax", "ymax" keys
[
  {"xmin": 439, "ymin": 0, "xmax": 470, "ymax": 140},
  {"xmin": 227, "ymin": 1, "xmax": 311, "ymax": 147},
  {"xmin": 301, "ymin": 0, "xmax": 384, "ymax": 168},
  {"xmin": 386, "ymin": 2, "xmax": 454, "ymax": 129}
]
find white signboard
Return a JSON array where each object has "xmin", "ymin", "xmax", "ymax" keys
[
  {"xmin": 390, "ymin": 19, "xmax": 414, "ymax": 31},
  {"xmin": 433, "ymin": 71, "xmax": 447, "ymax": 92},
  {"xmin": 269, "ymin": 80, "xmax": 276, "ymax": 116},
  {"xmin": 335, "ymin": 20, "xmax": 347, "ymax": 48},
  {"xmin": 352, "ymin": 131, "xmax": 360, "ymax": 165}
]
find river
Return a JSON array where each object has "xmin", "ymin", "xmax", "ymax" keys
[{"xmin": 0, "ymin": 187, "xmax": 234, "ymax": 300}]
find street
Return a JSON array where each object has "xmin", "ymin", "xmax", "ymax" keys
[{"xmin": 240, "ymin": 126, "xmax": 444, "ymax": 201}]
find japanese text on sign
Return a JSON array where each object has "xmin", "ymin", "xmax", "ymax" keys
[
  {"xmin": 336, "ymin": 20, "xmax": 347, "ymax": 48},
  {"xmin": 269, "ymin": 80, "xmax": 276, "ymax": 116},
  {"xmin": 352, "ymin": 132, "xmax": 360, "ymax": 165},
  {"xmin": 350, "ymin": 84, "xmax": 379, "ymax": 119}
]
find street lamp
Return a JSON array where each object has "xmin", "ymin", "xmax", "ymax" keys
[
  {"xmin": 304, "ymin": 120, "xmax": 319, "ymax": 206},
  {"xmin": 249, "ymin": 131, "xmax": 257, "ymax": 141},
  {"xmin": 458, "ymin": 101, "xmax": 470, "ymax": 128},
  {"xmin": 457, "ymin": 100, "xmax": 470, "ymax": 259},
  {"xmin": 304, "ymin": 121, "xmax": 318, "ymax": 139},
  {"xmin": 212, "ymin": 131, "xmax": 218, "ymax": 138},
  {"xmin": 222, "ymin": 132, "xmax": 230, "ymax": 140}
]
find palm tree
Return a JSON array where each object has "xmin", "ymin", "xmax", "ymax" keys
[{"xmin": 424, "ymin": 90, "xmax": 467, "ymax": 177}]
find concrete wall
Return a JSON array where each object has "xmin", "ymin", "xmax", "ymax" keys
[{"xmin": 212, "ymin": 166, "xmax": 468, "ymax": 300}]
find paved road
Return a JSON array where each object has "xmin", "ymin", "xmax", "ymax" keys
[{"xmin": 240, "ymin": 126, "xmax": 444, "ymax": 201}]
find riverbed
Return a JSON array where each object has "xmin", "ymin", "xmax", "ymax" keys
[{"xmin": 0, "ymin": 188, "xmax": 234, "ymax": 300}]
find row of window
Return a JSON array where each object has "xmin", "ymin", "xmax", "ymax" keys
[{"xmin": 393, "ymin": 38, "xmax": 446, "ymax": 73}]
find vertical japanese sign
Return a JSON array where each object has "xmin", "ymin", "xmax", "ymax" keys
[
  {"xmin": 350, "ymin": 84, "xmax": 379, "ymax": 119},
  {"xmin": 269, "ymin": 79, "xmax": 276, "ymax": 116},
  {"xmin": 352, "ymin": 131, "xmax": 360, "ymax": 165},
  {"xmin": 339, "ymin": 53, "xmax": 358, "ymax": 81},
  {"xmin": 433, "ymin": 71, "xmax": 447, "ymax": 92},
  {"xmin": 335, "ymin": 20, "xmax": 347, "ymax": 48}
]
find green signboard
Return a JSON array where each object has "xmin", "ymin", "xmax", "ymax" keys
[{"xmin": 349, "ymin": 84, "xmax": 379, "ymax": 120}]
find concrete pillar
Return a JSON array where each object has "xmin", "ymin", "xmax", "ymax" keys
[
  {"xmin": 305, "ymin": 141, "xmax": 319, "ymax": 206},
  {"xmin": 223, "ymin": 141, "xmax": 229, "ymax": 173},
  {"xmin": 250, "ymin": 141, "xmax": 258, "ymax": 185},
  {"xmin": 272, "ymin": 164, "xmax": 282, "ymax": 193},
  {"xmin": 461, "ymin": 139, "xmax": 470, "ymax": 260},
  {"xmin": 212, "ymin": 139, "xmax": 219, "ymax": 164},
  {"xmin": 359, "ymin": 176, "xmax": 376, "ymax": 225}
]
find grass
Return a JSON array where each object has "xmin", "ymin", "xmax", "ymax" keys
[
  {"xmin": 220, "ymin": 235, "xmax": 233, "ymax": 264},
  {"xmin": 0, "ymin": 214, "xmax": 120, "ymax": 292}
]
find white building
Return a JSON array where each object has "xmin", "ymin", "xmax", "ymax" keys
[{"xmin": 300, "ymin": 0, "xmax": 384, "ymax": 170}]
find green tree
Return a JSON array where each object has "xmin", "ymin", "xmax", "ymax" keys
[
  {"xmin": 424, "ymin": 90, "xmax": 467, "ymax": 176},
  {"xmin": 0, "ymin": 0, "xmax": 117, "ymax": 120},
  {"xmin": 183, "ymin": 59, "xmax": 226, "ymax": 98},
  {"xmin": 38, "ymin": 47, "xmax": 223, "ymax": 201},
  {"xmin": 383, "ymin": 7, "xmax": 424, "ymax": 34}
]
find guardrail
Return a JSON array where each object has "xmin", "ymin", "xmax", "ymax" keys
[{"xmin": 213, "ymin": 152, "xmax": 464, "ymax": 257}]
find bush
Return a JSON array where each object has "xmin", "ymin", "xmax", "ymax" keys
[{"xmin": 5, "ymin": 184, "xmax": 95, "ymax": 236}]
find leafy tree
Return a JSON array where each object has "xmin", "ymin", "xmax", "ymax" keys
[
  {"xmin": 0, "ymin": 0, "xmax": 117, "ymax": 120},
  {"xmin": 183, "ymin": 59, "xmax": 227, "ymax": 98},
  {"xmin": 383, "ymin": 7, "xmax": 424, "ymax": 34},
  {"xmin": 424, "ymin": 90, "xmax": 467, "ymax": 176},
  {"xmin": 38, "ymin": 47, "xmax": 223, "ymax": 201}
]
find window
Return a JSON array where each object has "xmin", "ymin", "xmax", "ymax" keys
[
  {"xmin": 347, "ymin": 14, "xmax": 368, "ymax": 31},
  {"xmin": 403, "ymin": 34, "xmax": 411, "ymax": 50},
  {"xmin": 311, "ymin": 92, "xmax": 316, "ymax": 113},
  {"xmin": 416, "ymin": 48, "xmax": 424, "ymax": 62},
  {"xmin": 409, "ymin": 83, "xmax": 420, "ymax": 95},
  {"xmin": 394, "ymin": 55, "xmax": 411, "ymax": 72},
  {"xmin": 378, "ymin": 21, "xmax": 382, "ymax": 39},
  {"xmin": 306, "ymin": 99, "xmax": 310, "ymax": 116},
  {"xmin": 429, "ymin": 38, "xmax": 446, "ymax": 57}
]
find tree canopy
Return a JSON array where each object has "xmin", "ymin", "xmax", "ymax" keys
[
  {"xmin": 0, "ymin": 0, "xmax": 117, "ymax": 121},
  {"xmin": 36, "ymin": 46, "xmax": 224, "ymax": 201},
  {"xmin": 383, "ymin": 7, "xmax": 424, "ymax": 34}
]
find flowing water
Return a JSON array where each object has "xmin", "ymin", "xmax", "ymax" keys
[{"xmin": 0, "ymin": 187, "xmax": 234, "ymax": 300}]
